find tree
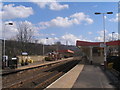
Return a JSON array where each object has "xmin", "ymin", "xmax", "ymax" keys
[
  {"xmin": 16, "ymin": 21, "xmax": 34, "ymax": 43},
  {"xmin": 15, "ymin": 21, "xmax": 35, "ymax": 53}
]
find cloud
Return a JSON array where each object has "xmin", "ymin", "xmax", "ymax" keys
[
  {"xmin": 88, "ymin": 32, "xmax": 92, "ymax": 35},
  {"xmin": 38, "ymin": 33, "xmax": 78, "ymax": 45},
  {"xmin": 51, "ymin": 33, "xmax": 55, "ymax": 36},
  {"xmin": 1, "ymin": 20, "xmax": 93, "ymax": 45},
  {"xmin": 109, "ymin": 13, "xmax": 119, "ymax": 22},
  {"xmin": 93, "ymin": 5, "xmax": 98, "ymax": 8},
  {"xmin": 1, "ymin": 21, "xmax": 39, "ymax": 39},
  {"xmin": 95, "ymin": 30, "xmax": 108, "ymax": 42},
  {"xmin": 107, "ymin": 33, "xmax": 119, "ymax": 41},
  {"xmin": 95, "ymin": 30, "xmax": 119, "ymax": 41},
  {"xmin": 38, "ymin": 37, "xmax": 59, "ymax": 44},
  {"xmin": 97, "ymin": 30, "xmax": 108, "ymax": 37},
  {"xmin": 38, "ymin": 33, "xmax": 92, "ymax": 45},
  {"xmin": 35, "ymin": 2, "xmax": 49, "ymax": 8},
  {"xmin": 60, "ymin": 33, "xmax": 79, "ymax": 45},
  {"xmin": 2, "ymin": 21, "xmax": 18, "ymax": 39},
  {"xmin": 31, "ymin": 1, "xmax": 69, "ymax": 11},
  {"xmin": 0, "ymin": 3, "xmax": 2, "ymax": 38},
  {"xmin": 49, "ymin": 2, "xmax": 69, "ymax": 11},
  {"xmin": 95, "ymin": 36, "xmax": 103, "ymax": 42},
  {"xmin": 104, "ymin": 16, "xmax": 107, "ymax": 19},
  {"xmin": 70, "ymin": 12, "xmax": 93, "ymax": 24},
  {"xmin": 39, "ymin": 12, "xmax": 93, "ymax": 29},
  {"xmin": 0, "ymin": 3, "xmax": 3, "ymax": 9},
  {"xmin": 35, "ymin": 33, "xmax": 56, "ymax": 38},
  {"xmin": 1, "ymin": 4, "xmax": 33, "ymax": 20}
]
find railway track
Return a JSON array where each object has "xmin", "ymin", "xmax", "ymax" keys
[
  {"xmin": 34, "ymin": 59, "xmax": 80, "ymax": 89},
  {"xmin": 2, "ymin": 59, "xmax": 67, "ymax": 76},
  {"xmin": 3, "ymin": 59, "xmax": 68, "ymax": 88},
  {"xmin": 2, "ymin": 59, "xmax": 80, "ymax": 89}
]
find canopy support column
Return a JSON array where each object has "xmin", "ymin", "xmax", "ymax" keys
[{"xmin": 90, "ymin": 46, "xmax": 93, "ymax": 65}]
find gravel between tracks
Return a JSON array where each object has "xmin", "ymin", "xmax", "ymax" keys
[{"xmin": 2, "ymin": 59, "xmax": 80, "ymax": 89}]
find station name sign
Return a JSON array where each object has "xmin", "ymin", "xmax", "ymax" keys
[
  {"xmin": 100, "ymin": 43, "xmax": 106, "ymax": 47},
  {"xmin": 22, "ymin": 52, "xmax": 28, "ymax": 55}
]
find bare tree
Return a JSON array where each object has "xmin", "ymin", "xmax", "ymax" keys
[
  {"xmin": 16, "ymin": 21, "xmax": 34, "ymax": 43},
  {"xmin": 15, "ymin": 21, "xmax": 35, "ymax": 53}
]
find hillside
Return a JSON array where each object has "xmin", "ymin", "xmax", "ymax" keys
[{"xmin": 1, "ymin": 40, "xmax": 81, "ymax": 58}]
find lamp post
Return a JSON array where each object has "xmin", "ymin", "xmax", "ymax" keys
[
  {"xmin": 3, "ymin": 22, "xmax": 13, "ymax": 67},
  {"xmin": 112, "ymin": 32, "xmax": 115, "ymax": 41},
  {"xmin": 43, "ymin": 37, "xmax": 48, "ymax": 56},
  {"xmin": 95, "ymin": 12, "xmax": 113, "ymax": 69}
]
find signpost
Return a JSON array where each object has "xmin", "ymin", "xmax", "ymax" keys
[
  {"xmin": 3, "ymin": 55, "xmax": 8, "ymax": 67},
  {"xmin": 100, "ymin": 43, "xmax": 106, "ymax": 48},
  {"xmin": 22, "ymin": 52, "xmax": 28, "ymax": 56}
]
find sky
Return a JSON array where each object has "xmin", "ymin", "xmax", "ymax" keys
[{"xmin": 1, "ymin": 1, "xmax": 119, "ymax": 45}]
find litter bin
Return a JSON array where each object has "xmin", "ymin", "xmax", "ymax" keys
[
  {"xmin": 21, "ymin": 59, "xmax": 25, "ymax": 66},
  {"xmin": 9, "ymin": 60, "xmax": 16, "ymax": 69},
  {"xmin": 10, "ymin": 56, "xmax": 19, "ymax": 69},
  {"xmin": 25, "ymin": 59, "xmax": 29, "ymax": 65}
]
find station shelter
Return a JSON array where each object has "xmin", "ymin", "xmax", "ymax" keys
[
  {"xmin": 57, "ymin": 49, "xmax": 74, "ymax": 58},
  {"xmin": 76, "ymin": 40, "xmax": 120, "ymax": 64}
]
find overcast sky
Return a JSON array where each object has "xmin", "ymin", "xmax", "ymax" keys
[{"xmin": 1, "ymin": 1, "xmax": 119, "ymax": 45}]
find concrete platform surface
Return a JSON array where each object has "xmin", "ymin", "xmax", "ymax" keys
[
  {"xmin": 46, "ymin": 63, "xmax": 84, "ymax": 88},
  {"xmin": 17, "ymin": 57, "xmax": 74, "ymax": 70},
  {"xmin": 1, "ymin": 58, "xmax": 74, "ymax": 75},
  {"xmin": 72, "ymin": 65, "xmax": 114, "ymax": 88},
  {"xmin": 46, "ymin": 63, "xmax": 115, "ymax": 89}
]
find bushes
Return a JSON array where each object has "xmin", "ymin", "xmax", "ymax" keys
[
  {"xmin": 45, "ymin": 57, "xmax": 52, "ymax": 61},
  {"xmin": 28, "ymin": 59, "xmax": 33, "ymax": 63},
  {"xmin": 64, "ymin": 55, "xmax": 68, "ymax": 58},
  {"xmin": 112, "ymin": 56, "xmax": 120, "ymax": 72},
  {"xmin": 107, "ymin": 56, "xmax": 120, "ymax": 72}
]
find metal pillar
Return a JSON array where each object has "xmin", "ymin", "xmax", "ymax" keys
[{"xmin": 90, "ymin": 46, "xmax": 93, "ymax": 65}]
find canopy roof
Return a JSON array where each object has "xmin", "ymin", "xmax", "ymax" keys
[
  {"xmin": 57, "ymin": 49, "xmax": 74, "ymax": 54},
  {"xmin": 76, "ymin": 40, "xmax": 120, "ymax": 46}
]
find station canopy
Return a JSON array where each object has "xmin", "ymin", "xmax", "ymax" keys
[
  {"xmin": 57, "ymin": 49, "xmax": 74, "ymax": 54},
  {"xmin": 76, "ymin": 40, "xmax": 120, "ymax": 47}
]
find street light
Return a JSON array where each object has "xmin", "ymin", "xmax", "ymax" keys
[
  {"xmin": 3, "ymin": 22, "xmax": 13, "ymax": 67},
  {"xmin": 95, "ymin": 12, "xmax": 113, "ymax": 69},
  {"xmin": 112, "ymin": 32, "xmax": 115, "ymax": 41},
  {"xmin": 43, "ymin": 37, "xmax": 48, "ymax": 56}
]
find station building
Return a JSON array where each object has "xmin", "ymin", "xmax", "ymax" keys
[
  {"xmin": 76, "ymin": 40, "xmax": 120, "ymax": 64},
  {"xmin": 57, "ymin": 49, "xmax": 74, "ymax": 58}
]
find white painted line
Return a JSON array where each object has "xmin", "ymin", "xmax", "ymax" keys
[{"xmin": 45, "ymin": 62, "xmax": 84, "ymax": 89}]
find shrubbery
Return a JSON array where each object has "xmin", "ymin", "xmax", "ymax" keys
[
  {"xmin": 45, "ymin": 57, "xmax": 52, "ymax": 61},
  {"xmin": 107, "ymin": 56, "xmax": 120, "ymax": 72},
  {"xmin": 112, "ymin": 56, "xmax": 120, "ymax": 72}
]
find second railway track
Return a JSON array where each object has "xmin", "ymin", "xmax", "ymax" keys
[{"xmin": 2, "ymin": 58, "xmax": 80, "ymax": 89}]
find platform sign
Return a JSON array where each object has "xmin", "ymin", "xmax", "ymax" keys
[
  {"xmin": 22, "ymin": 52, "xmax": 28, "ymax": 56},
  {"xmin": 3, "ymin": 55, "xmax": 8, "ymax": 61},
  {"xmin": 12, "ymin": 57, "xmax": 17, "ymax": 60},
  {"xmin": 100, "ymin": 43, "xmax": 106, "ymax": 47}
]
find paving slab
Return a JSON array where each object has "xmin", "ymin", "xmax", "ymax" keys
[{"xmin": 72, "ymin": 65, "xmax": 115, "ymax": 88}]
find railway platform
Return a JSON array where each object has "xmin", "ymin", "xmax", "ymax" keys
[
  {"xmin": 1, "ymin": 57, "xmax": 74, "ymax": 75},
  {"xmin": 46, "ymin": 62, "xmax": 117, "ymax": 89}
]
